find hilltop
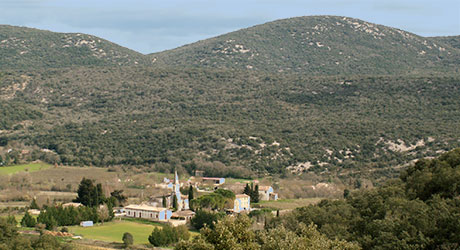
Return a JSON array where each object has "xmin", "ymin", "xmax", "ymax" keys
[
  {"xmin": 0, "ymin": 25, "xmax": 149, "ymax": 69},
  {"xmin": 150, "ymin": 16, "xmax": 460, "ymax": 75}
]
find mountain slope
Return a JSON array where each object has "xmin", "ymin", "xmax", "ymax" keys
[
  {"xmin": 150, "ymin": 16, "xmax": 459, "ymax": 75},
  {"xmin": 0, "ymin": 25, "xmax": 149, "ymax": 69},
  {"xmin": 1, "ymin": 67, "xmax": 459, "ymax": 181}
]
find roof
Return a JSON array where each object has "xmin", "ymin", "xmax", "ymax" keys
[
  {"xmin": 202, "ymin": 177, "xmax": 224, "ymax": 181},
  {"xmin": 172, "ymin": 210, "xmax": 196, "ymax": 217},
  {"xmin": 235, "ymin": 194, "xmax": 250, "ymax": 199},
  {"xmin": 124, "ymin": 204, "xmax": 168, "ymax": 212},
  {"xmin": 258, "ymin": 186, "xmax": 272, "ymax": 191}
]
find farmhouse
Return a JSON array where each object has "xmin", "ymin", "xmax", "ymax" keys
[
  {"xmin": 171, "ymin": 210, "xmax": 195, "ymax": 222},
  {"xmin": 258, "ymin": 186, "xmax": 278, "ymax": 201},
  {"xmin": 201, "ymin": 177, "xmax": 225, "ymax": 185},
  {"xmin": 233, "ymin": 194, "xmax": 250, "ymax": 213},
  {"xmin": 124, "ymin": 204, "xmax": 172, "ymax": 222}
]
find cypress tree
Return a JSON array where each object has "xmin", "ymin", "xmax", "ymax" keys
[
  {"xmin": 188, "ymin": 185, "xmax": 194, "ymax": 201},
  {"xmin": 243, "ymin": 183, "xmax": 251, "ymax": 195},
  {"xmin": 162, "ymin": 195, "xmax": 167, "ymax": 208},
  {"xmin": 252, "ymin": 184, "xmax": 260, "ymax": 203},
  {"xmin": 172, "ymin": 195, "xmax": 178, "ymax": 211}
]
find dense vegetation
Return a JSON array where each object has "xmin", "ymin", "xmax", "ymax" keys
[
  {"xmin": 174, "ymin": 149, "xmax": 460, "ymax": 249},
  {"xmin": 1, "ymin": 67, "xmax": 459, "ymax": 182},
  {"xmin": 267, "ymin": 149, "xmax": 460, "ymax": 249},
  {"xmin": 0, "ymin": 25, "xmax": 148, "ymax": 69},
  {"xmin": 149, "ymin": 224, "xmax": 190, "ymax": 247},
  {"xmin": 177, "ymin": 214, "xmax": 359, "ymax": 250},
  {"xmin": 151, "ymin": 16, "xmax": 459, "ymax": 75},
  {"xmin": 1, "ymin": 16, "xmax": 459, "ymax": 184},
  {"xmin": 0, "ymin": 217, "xmax": 68, "ymax": 250}
]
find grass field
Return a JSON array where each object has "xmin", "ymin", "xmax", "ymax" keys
[
  {"xmin": 69, "ymin": 220, "xmax": 160, "ymax": 245},
  {"xmin": 0, "ymin": 162, "xmax": 52, "ymax": 175},
  {"xmin": 256, "ymin": 198, "xmax": 324, "ymax": 210}
]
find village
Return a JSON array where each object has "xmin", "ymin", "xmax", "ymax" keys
[{"xmin": 115, "ymin": 170, "xmax": 278, "ymax": 225}]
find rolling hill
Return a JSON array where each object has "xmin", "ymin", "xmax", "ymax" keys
[
  {"xmin": 0, "ymin": 25, "xmax": 149, "ymax": 69},
  {"xmin": 0, "ymin": 16, "xmax": 459, "ymax": 183},
  {"xmin": 150, "ymin": 16, "xmax": 460, "ymax": 75}
]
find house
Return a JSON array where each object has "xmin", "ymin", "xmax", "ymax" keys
[
  {"xmin": 258, "ymin": 186, "xmax": 278, "ymax": 201},
  {"xmin": 124, "ymin": 204, "xmax": 172, "ymax": 222},
  {"xmin": 171, "ymin": 210, "xmax": 195, "ymax": 222},
  {"xmin": 202, "ymin": 177, "xmax": 225, "ymax": 185},
  {"xmin": 233, "ymin": 194, "xmax": 250, "ymax": 213}
]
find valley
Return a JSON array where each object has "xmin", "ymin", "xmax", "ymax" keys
[{"xmin": 0, "ymin": 14, "xmax": 459, "ymax": 249}]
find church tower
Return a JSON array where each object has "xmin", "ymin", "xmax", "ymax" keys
[{"xmin": 174, "ymin": 170, "xmax": 182, "ymax": 210}]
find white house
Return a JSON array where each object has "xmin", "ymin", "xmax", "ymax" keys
[{"xmin": 124, "ymin": 204, "xmax": 172, "ymax": 222}]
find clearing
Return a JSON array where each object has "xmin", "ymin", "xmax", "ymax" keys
[{"xmin": 0, "ymin": 162, "xmax": 52, "ymax": 175}]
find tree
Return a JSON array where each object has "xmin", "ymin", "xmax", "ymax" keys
[
  {"xmin": 191, "ymin": 210, "xmax": 224, "ymax": 230},
  {"xmin": 343, "ymin": 189, "xmax": 350, "ymax": 199},
  {"xmin": 252, "ymin": 184, "xmax": 260, "ymax": 203},
  {"xmin": 30, "ymin": 198, "xmax": 40, "ymax": 210},
  {"xmin": 97, "ymin": 204, "xmax": 111, "ymax": 225},
  {"xmin": 6, "ymin": 215, "xmax": 17, "ymax": 226},
  {"xmin": 148, "ymin": 224, "xmax": 179, "ymax": 247},
  {"xmin": 162, "ymin": 195, "xmax": 167, "ymax": 208},
  {"xmin": 110, "ymin": 190, "xmax": 127, "ymax": 206},
  {"xmin": 122, "ymin": 232, "xmax": 134, "ymax": 248},
  {"xmin": 32, "ymin": 234, "xmax": 63, "ymax": 250},
  {"xmin": 74, "ymin": 178, "xmax": 105, "ymax": 207},
  {"xmin": 21, "ymin": 211, "xmax": 36, "ymax": 228},
  {"xmin": 243, "ymin": 183, "xmax": 251, "ymax": 195},
  {"xmin": 188, "ymin": 185, "xmax": 194, "ymax": 201},
  {"xmin": 173, "ymin": 195, "xmax": 178, "ymax": 211}
]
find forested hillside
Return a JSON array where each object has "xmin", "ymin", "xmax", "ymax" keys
[
  {"xmin": 1, "ymin": 66, "xmax": 459, "ymax": 181},
  {"xmin": 0, "ymin": 25, "xmax": 149, "ymax": 69},
  {"xmin": 151, "ymin": 16, "xmax": 460, "ymax": 75},
  {"xmin": 0, "ymin": 16, "xmax": 459, "ymax": 183},
  {"xmin": 267, "ymin": 148, "xmax": 460, "ymax": 249},
  {"xmin": 179, "ymin": 149, "xmax": 460, "ymax": 249}
]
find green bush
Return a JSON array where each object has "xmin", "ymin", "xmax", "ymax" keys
[{"xmin": 122, "ymin": 232, "xmax": 134, "ymax": 248}]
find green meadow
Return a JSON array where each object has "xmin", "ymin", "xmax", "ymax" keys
[
  {"xmin": 0, "ymin": 162, "xmax": 52, "ymax": 175},
  {"xmin": 69, "ymin": 220, "xmax": 160, "ymax": 245}
]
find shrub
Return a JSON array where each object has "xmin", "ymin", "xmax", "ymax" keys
[
  {"xmin": 21, "ymin": 211, "xmax": 37, "ymax": 227},
  {"xmin": 122, "ymin": 232, "xmax": 134, "ymax": 248}
]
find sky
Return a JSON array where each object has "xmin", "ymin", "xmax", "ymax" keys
[{"xmin": 0, "ymin": 0, "xmax": 459, "ymax": 54}]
